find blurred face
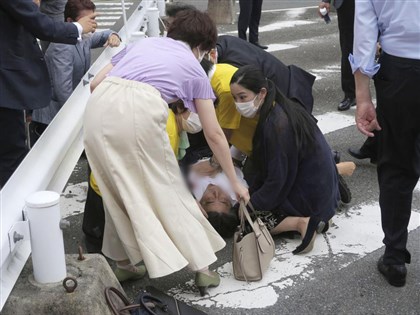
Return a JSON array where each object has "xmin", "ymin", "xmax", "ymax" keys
[{"xmin": 200, "ymin": 184, "xmax": 231, "ymax": 214}]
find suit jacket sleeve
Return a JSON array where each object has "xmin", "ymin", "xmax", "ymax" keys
[
  {"xmin": 0, "ymin": 0, "xmax": 78, "ymax": 44},
  {"xmin": 45, "ymin": 44, "xmax": 74, "ymax": 104},
  {"xmin": 90, "ymin": 30, "xmax": 113, "ymax": 49}
]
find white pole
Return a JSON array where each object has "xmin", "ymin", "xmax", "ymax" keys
[
  {"xmin": 26, "ymin": 191, "xmax": 67, "ymax": 284},
  {"xmin": 157, "ymin": 0, "xmax": 165, "ymax": 17},
  {"xmin": 146, "ymin": 7, "xmax": 160, "ymax": 37},
  {"xmin": 120, "ymin": 0, "xmax": 129, "ymax": 40}
]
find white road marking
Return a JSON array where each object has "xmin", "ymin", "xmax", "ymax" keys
[
  {"xmin": 96, "ymin": 16, "xmax": 121, "ymax": 20},
  {"xmin": 97, "ymin": 11, "xmax": 124, "ymax": 15},
  {"xmin": 261, "ymin": 6, "xmax": 317, "ymax": 14},
  {"xmin": 226, "ymin": 20, "xmax": 315, "ymax": 35},
  {"xmin": 169, "ymin": 204, "xmax": 420, "ymax": 309},
  {"xmin": 316, "ymin": 112, "xmax": 356, "ymax": 134},
  {"xmin": 97, "ymin": 22, "xmax": 117, "ymax": 26},
  {"xmin": 266, "ymin": 44, "xmax": 298, "ymax": 52},
  {"xmin": 96, "ymin": 2, "xmax": 133, "ymax": 5}
]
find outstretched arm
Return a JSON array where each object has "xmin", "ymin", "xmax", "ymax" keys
[
  {"xmin": 196, "ymin": 98, "xmax": 250, "ymax": 203},
  {"xmin": 90, "ymin": 63, "xmax": 113, "ymax": 92}
]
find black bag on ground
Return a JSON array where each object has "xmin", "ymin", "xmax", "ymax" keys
[{"xmin": 104, "ymin": 286, "xmax": 207, "ymax": 315}]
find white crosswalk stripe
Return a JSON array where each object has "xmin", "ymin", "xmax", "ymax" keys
[{"xmin": 95, "ymin": 0, "xmax": 133, "ymax": 31}]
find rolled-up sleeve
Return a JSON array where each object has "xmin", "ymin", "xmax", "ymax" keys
[
  {"xmin": 349, "ymin": 0, "xmax": 380, "ymax": 78},
  {"xmin": 178, "ymin": 77, "xmax": 215, "ymax": 113}
]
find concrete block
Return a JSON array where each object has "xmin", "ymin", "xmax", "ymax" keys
[{"xmin": 2, "ymin": 254, "xmax": 124, "ymax": 315}]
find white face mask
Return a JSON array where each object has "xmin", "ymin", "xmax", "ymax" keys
[
  {"xmin": 182, "ymin": 112, "xmax": 202, "ymax": 134},
  {"xmin": 197, "ymin": 48, "xmax": 206, "ymax": 62},
  {"xmin": 234, "ymin": 94, "xmax": 261, "ymax": 118}
]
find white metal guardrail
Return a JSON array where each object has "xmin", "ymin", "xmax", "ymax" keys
[{"xmin": 0, "ymin": 0, "xmax": 163, "ymax": 310}]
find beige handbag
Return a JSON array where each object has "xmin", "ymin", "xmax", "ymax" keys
[{"xmin": 232, "ymin": 201, "xmax": 275, "ymax": 282}]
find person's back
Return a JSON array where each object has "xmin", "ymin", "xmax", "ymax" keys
[
  {"xmin": 249, "ymin": 103, "xmax": 339, "ymax": 217},
  {"xmin": 216, "ymin": 35, "xmax": 315, "ymax": 113},
  {"xmin": 110, "ymin": 37, "xmax": 210, "ymax": 111}
]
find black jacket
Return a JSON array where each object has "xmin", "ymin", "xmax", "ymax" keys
[
  {"xmin": 0, "ymin": 0, "xmax": 78, "ymax": 110},
  {"xmin": 216, "ymin": 35, "xmax": 316, "ymax": 114}
]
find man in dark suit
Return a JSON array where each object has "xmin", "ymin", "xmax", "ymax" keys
[
  {"xmin": 319, "ymin": 0, "xmax": 356, "ymax": 111},
  {"xmin": 0, "ymin": 0, "xmax": 97, "ymax": 187},
  {"xmin": 237, "ymin": 0, "xmax": 267, "ymax": 50},
  {"xmin": 216, "ymin": 35, "xmax": 316, "ymax": 114}
]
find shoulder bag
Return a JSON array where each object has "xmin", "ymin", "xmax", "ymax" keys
[{"xmin": 232, "ymin": 201, "xmax": 275, "ymax": 282}]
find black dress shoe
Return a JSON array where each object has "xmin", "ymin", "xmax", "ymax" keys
[
  {"xmin": 338, "ymin": 174, "xmax": 352, "ymax": 204},
  {"xmin": 250, "ymin": 42, "xmax": 268, "ymax": 50},
  {"xmin": 377, "ymin": 255, "xmax": 407, "ymax": 287},
  {"xmin": 337, "ymin": 97, "xmax": 356, "ymax": 111},
  {"xmin": 332, "ymin": 150, "xmax": 341, "ymax": 164},
  {"xmin": 347, "ymin": 148, "xmax": 370, "ymax": 160}
]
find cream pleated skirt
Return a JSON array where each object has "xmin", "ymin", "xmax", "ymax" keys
[{"xmin": 83, "ymin": 77, "xmax": 225, "ymax": 278}]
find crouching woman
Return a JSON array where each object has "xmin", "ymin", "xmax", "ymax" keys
[{"xmin": 230, "ymin": 65, "xmax": 340, "ymax": 254}]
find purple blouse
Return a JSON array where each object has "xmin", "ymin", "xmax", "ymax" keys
[{"xmin": 109, "ymin": 37, "xmax": 215, "ymax": 112}]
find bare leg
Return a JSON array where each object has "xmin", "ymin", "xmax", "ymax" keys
[
  {"xmin": 337, "ymin": 161, "xmax": 356, "ymax": 176},
  {"xmin": 270, "ymin": 216, "xmax": 309, "ymax": 236},
  {"xmin": 270, "ymin": 216, "xmax": 324, "ymax": 254}
]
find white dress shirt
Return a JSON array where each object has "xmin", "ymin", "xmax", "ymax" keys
[{"xmin": 349, "ymin": 0, "xmax": 420, "ymax": 78}]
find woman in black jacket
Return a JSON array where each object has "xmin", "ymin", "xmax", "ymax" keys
[{"xmin": 230, "ymin": 65, "xmax": 340, "ymax": 254}]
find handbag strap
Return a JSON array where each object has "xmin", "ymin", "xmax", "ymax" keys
[
  {"xmin": 246, "ymin": 201, "xmax": 259, "ymax": 217},
  {"xmin": 239, "ymin": 201, "xmax": 259, "ymax": 236},
  {"xmin": 104, "ymin": 287, "xmax": 131, "ymax": 315},
  {"xmin": 105, "ymin": 287, "xmax": 169, "ymax": 315},
  {"xmin": 239, "ymin": 201, "xmax": 273, "ymax": 249}
]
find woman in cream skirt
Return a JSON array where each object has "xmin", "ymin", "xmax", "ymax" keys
[{"xmin": 84, "ymin": 10, "xmax": 249, "ymax": 296}]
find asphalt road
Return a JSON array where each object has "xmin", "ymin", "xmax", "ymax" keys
[{"xmin": 61, "ymin": 1, "xmax": 420, "ymax": 314}]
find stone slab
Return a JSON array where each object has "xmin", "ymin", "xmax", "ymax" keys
[{"xmin": 2, "ymin": 254, "xmax": 124, "ymax": 315}]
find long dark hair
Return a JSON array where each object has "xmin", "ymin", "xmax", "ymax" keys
[{"xmin": 230, "ymin": 65, "xmax": 317, "ymax": 173}]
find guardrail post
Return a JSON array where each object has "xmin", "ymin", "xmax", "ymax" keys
[
  {"xmin": 129, "ymin": 31, "xmax": 146, "ymax": 43},
  {"xmin": 26, "ymin": 191, "xmax": 67, "ymax": 283},
  {"xmin": 157, "ymin": 0, "xmax": 165, "ymax": 16},
  {"xmin": 146, "ymin": 7, "xmax": 160, "ymax": 37}
]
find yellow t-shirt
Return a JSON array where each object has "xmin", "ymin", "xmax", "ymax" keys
[
  {"xmin": 211, "ymin": 64, "xmax": 258, "ymax": 156},
  {"xmin": 90, "ymin": 109, "xmax": 180, "ymax": 195},
  {"xmin": 166, "ymin": 109, "xmax": 180, "ymax": 156}
]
